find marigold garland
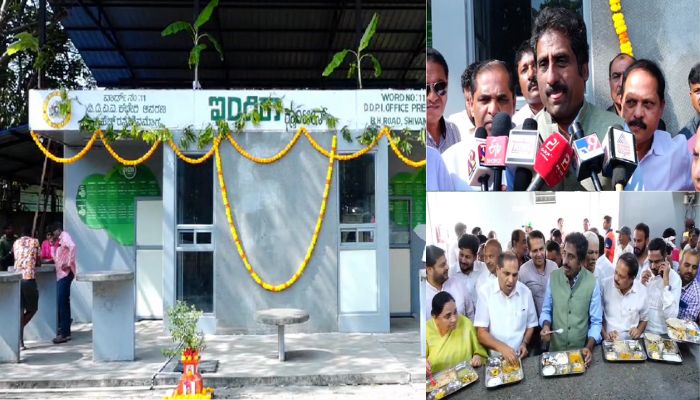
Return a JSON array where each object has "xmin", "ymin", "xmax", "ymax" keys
[
  {"xmin": 30, "ymin": 130, "xmax": 98, "ymax": 164},
  {"xmin": 168, "ymin": 137, "xmax": 221, "ymax": 165},
  {"xmin": 227, "ymin": 127, "xmax": 304, "ymax": 164},
  {"xmin": 610, "ymin": 0, "xmax": 634, "ymax": 56},
  {"xmin": 385, "ymin": 129, "xmax": 426, "ymax": 168},
  {"xmin": 98, "ymin": 130, "xmax": 161, "ymax": 166},
  {"xmin": 215, "ymin": 136, "xmax": 336, "ymax": 292}
]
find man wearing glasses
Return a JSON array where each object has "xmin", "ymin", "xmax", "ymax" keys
[
  {"xmin": 426, "ymin": 48, "xmax": 461, "ymax": 154},
  {"xmin": 639, "ymin": 238, "xmax": 682, "ymax": 335}
]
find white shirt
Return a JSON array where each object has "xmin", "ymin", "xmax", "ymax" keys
[
  {"xmin": 511, "ymin": 104, "xmax": 542, "ymax": 128},
  {"xmin": 427, "ymin": 146, "xmax": 456, "ymax": 191},
  {"xmin": 612, "ymin": 243, "xmax": 633, "ymax": 269},
  {"xmin": 446, "ymin": 110, "xmax": 475, "ymax": 139},
  {"xmin": 625, "ymin": 130, "xmax": 693, "ymax": 191},
  {"xmin": 636, "ymin": 263, "xmax": 682, "ymax": 334},
  {"xmin": 476, "ymin": 268, "xmax": 498, "ymax": 298},
  {"xmin": 444, "ymin": 276, "xmax": 476, "ymax": 321},
  {"xmin": 447, "ymin": 261, "xmax": 486, "ymax": 307},
  {"xmin": 601, "ymin": 277, "xmax": 649, "ymax": 340},
  {"xmin": 441, "ymin": 136, "xmax": 512, "ymax": 191},
  {"xmin": 446, "ymin": 240, "xmax": 460, "ymax": 275},
  {"xmin": 595, "ymin": 255, "xmax": 615, "ymax": 287},
  {"xmin": 425, "ymin": 280, "xmax": 442, "ymax": 321},
  {"xmin": 474, "ymin": 280, "xmax": 538, "ymax": 353}
]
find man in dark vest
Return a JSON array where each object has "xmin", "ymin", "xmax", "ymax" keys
[{"xmin": 539, "ymin": 232, "xmax": 602, "ymax": 366}]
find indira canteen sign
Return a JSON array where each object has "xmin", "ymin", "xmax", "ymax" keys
[{"xmin": 29, "ymin": 89, "xmax": 425, "ymax": 133}]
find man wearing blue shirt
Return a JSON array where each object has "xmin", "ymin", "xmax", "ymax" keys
[
  {"xmin": 540, "ymin": 232, "xmax": 602, "ymax": 367},
  {"xmin": 620, "ymin": 59, "xmax": 693, "ymax": 191}
]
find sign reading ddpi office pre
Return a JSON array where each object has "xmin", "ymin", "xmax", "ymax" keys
[{"xmin": 28, "ymin": 89, "xmax": 425, "ymax": 133}]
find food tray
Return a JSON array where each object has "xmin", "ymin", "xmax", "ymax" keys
[
  {"xmin": 602, "ymin": 340, "xmax": 646, "ymax": 362},
  {"xmin": 643, "ymin": 333, "xmax": 683, "ymax": 364},
  {"xmin": 666, "ymin": 318, "xmax": 700, "ymax": 344},
  {"xmin": 426, "ymin": 361, "xmax": 479, "ymax": 400},
  {"xmin": 540, "ymin": 350, "xmax": 586, "ymax": 377},
  {"xmin": 484, "ymin": 354, "xmax": 524, "ymax": 389}
]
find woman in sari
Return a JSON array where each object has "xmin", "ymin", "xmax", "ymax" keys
[{"xmin": 426, "ymin": 291, "xmax": 487, "ymax": 375}]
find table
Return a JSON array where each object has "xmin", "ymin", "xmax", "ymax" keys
[
  {"xmin": 76, "ymin": 270, "xmax": 135, "ymax": 362},
  {"xmin": 448, "ymin": 343, "xmax": 700, "ymax": 399},
  {"xmin": 255, "ymin": 308, "xmax": 309, "ymax": 361},
  {"xmin": 24, "ymin": 263, "xmax": 56, "ymax": 341},
  {"xmin": 0, "ymin": 271, "xmax": 21, "ymax": 363}
]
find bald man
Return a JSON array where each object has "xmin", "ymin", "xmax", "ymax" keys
[{"xmin": 584, "ymin": 231, "xmax": 614, "ymax": 287}]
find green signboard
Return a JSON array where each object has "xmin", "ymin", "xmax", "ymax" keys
[{"xmin": 76, "ymin": 165, "xmax": 160, "ymax": 246}]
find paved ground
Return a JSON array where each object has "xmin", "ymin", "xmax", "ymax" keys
[{"xmin": 0, "ymin": 317, "xmax": 422, "ymax": 396}]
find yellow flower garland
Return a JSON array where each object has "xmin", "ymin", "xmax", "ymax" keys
[
  {"xmin": 98, "ymin": 130, "xmax": 161, "ymax": 166},
  {"xmin": 610, "ymin": 0, "xmax": 634, "ymax": 56},
  {"xmin": 30, "ymin": 130, "xmax": 98, "ymax": 164},
  {"xmin": 168, "ymin": 137, "xmax": 221, "ymax": 165},
  {"xmin": 385, "ymin": 129, "xmax": 426, "ymax": 168},
  {"xmin": 227, "ymin": 127, "xmax": 304, "ymax": 164},
  {"xmin": 215, "ymin": 136, "xmax": 337, "ymax": 292}
]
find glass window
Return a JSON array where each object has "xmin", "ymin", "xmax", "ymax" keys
[
  {"xmin": 178, "ymin": 231, "xmax": 194, "ymax": 245},
  {"xmin": 177, "ymin": 157, "xmax": 213, "ymax": 225},
  {"xmin": 177, "ymin": 251, "xmax": 213, "ymax": 313},
  {"xmin": 390, "ymin": 198, "xmax": 411, "ymax": 246},
  {"xmin": 339, "ymin": 155, "xmax": 375, "ymax": 224},
  {"xmin": 196, "ymin": 232, "xmax": 212, "ymax": 244}
]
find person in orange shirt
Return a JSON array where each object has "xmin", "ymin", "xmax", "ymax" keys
[
  {"xmin": 13, "ymin": 229, "xmax": 41, "ymax": 350},
  {"xmin": 603, "ymin": 215, "xmax": 615, "ymax": 263}
]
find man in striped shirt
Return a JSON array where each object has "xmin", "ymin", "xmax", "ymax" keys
[{"xmin": 678, "ymin": 249, "xmax": 700, "ymax": 323}]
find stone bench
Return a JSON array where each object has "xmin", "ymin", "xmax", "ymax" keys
[
  {"xmin": 255, "ymin": 308, "xmax": 309, "ymax": 361},
  {"xmin": 0, "ymin": 271, "xmax": 22, "ymax": 363},
  {"xmin": 76, "ymin": 270, "xmax": 135, "ymax": 362}
]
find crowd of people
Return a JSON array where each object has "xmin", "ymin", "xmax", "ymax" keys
[
  {"xmin": 426, "ymin": 6, "xmax": 700, "ymax": 192},
  {"xmin": 0, "ymin": 223, "xmax": 76, "ymax": 349},
  {"xmin": 425, "ymin": 215, "xmax": 700, "ymax": 376}
]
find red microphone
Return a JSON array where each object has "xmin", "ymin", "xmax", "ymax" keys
[
  {"xmin": 483, "ymin": 113, "xmax": 512, "ymax": 190},
  {"xmin": 526, "ymin": 132, "xmax": 574, "ymax": 191}
]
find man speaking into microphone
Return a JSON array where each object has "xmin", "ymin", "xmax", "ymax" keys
[
  {"xmin": 442, "ymin": 60, "xmax": 517, "ymax": 190},
  {"xmin": 531, "ymin": 7, "xmax": 623, "ymax": 191},
  {"xmin": 619, "ymin": 59, "xmax": 693, "ymax": 191}
]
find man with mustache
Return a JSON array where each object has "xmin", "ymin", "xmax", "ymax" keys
[
  {"xmin": 426, "ymin": 48, "xmax": 461, "ymax": 154},
  {"xmin": 447, "ymin": 62, "xmax": 480, "ymax": 138},
  {"xmin": 424, "ymin": 245, "xmax": 451, "ymax": 321},
  {"xmin": 678, "ymin": 249, "xmax": 700, "ymax": 323},
  {"xmin": 638, "ymin": 238, "xmax": 682, "ymax": 334},
  {"xmin": 519, "ymin": 230, "xmax": 558, "ymax": 318},
  {"xmin": 475, "ymin": 252, "xmax": 538, "ymax": 364},
  {"xmin": 678, "ymin": 63, "xmax": 700, "ymax": 139},
  {"xmin": 612, "ymin": 226, "xmax": 634, "ymax": 271},
  {"xmin": 621, "ymin": 59, "xmax": 693, "ymax": 190},
  {"xmin": 583, "ymin": 231, "xmax": 614, "ymax": 288},
  {"xmin": 540, "ymin": 232, "xmax": 602, "ymax": 366},
  {"xmin": 546, "ymin": 240, "xmax": 562, "ymax": 268},
  {"xmin": 530, "ymin": 7, "xmax": 622, "ymax": 190},
  {"xmin": 633, "ymin": 223, "xmax": 649, "ymax": 267},
  {"xmin": 445, "ymin": 234, "xmax": 484, "ymax": 318},
  {"xmin": 442, "ymin": 60, "xmax": 516, "ymax": 190},
  {"xmin": 606, "ymin": 53, "xmax": 636, "ymax": 116},
  {"xmin": 601, "ymin": 253, "xmax": 648, "ymax": 341},
  {"xmin": 512, "ymin": 40, "xmax": 544, "ymax": 127}
]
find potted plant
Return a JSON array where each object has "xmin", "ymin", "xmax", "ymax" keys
[{"xmin": 163, "ymin": 301, "xmax": 210, "ymax": 398}]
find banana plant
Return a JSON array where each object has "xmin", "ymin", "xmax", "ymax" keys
[
  {"xmin": 161, "ymin": 0, "xmax": 224, "ymax": 89},
  {"xmin": 322, "ymin": 12, "xmax": 382, "ymax": 89}
]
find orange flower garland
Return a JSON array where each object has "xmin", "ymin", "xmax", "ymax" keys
[
  {"xmin": 610, "ymin": 0, "xmax": 634, "ymax": 56},
  {"xmin": 30, "ymin": 130, "xmax": 98, "ymax": 164},
  {"xmin": 227, "ymin": 127, "xmax": 304, "ymax": 164},
  {"xmin": 98, "ymin": 130, "xmax": 161, "ymax": 166},
  {"xmin": 168, "ymin": 137, "xmax": 221, "ymax": 165},
  {"xmin": 214, "ymin": 136, "xmax": 337, "ymax": 292}
]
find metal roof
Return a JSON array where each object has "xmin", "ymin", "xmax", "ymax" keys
[
  {"xmin": 51, "ymin": 0, "xmax": 425, "ymax": 89},
  {"xmin": 0, "ymin": 125, "xmax": 63, "ymax": 185}
]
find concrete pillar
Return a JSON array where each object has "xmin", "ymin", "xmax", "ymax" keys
[
  {"xmin": 24, "ymin": 264, "xmax": 57, "ymax": 341},
  {"xmin": 0, "ymin": 272, "xmax": 21, "ymax": 363}
]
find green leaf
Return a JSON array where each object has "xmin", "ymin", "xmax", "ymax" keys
[
  {"xmin": 188, "ymin": 43, "xmax": 207, "ymax": 69},
  {"xmin": 161, "ymin": 21, "xmax": 192, "ymax": 37},
  {"xmin": 358, "ymin": 13, "xmax": 379, "ymax": 53},
  {"xmin": 341, "ymin": 126, "xmax": 352, "ymax": 143},
  {"xmin": 366, "ymin": 54, "xmax": 382, "ymax": 78},
  {"xmin": 322, "ymin": 49, "xmax": 349, "ymax": 76},
  {"xmin": 194, "ymin": 0, "xmax": 219, "ymax": 30},
  {"xmin": 4, "ymin": 31, "xmax": 39, "ymax": 56},
  {"xmin": 346, "ymin": 62, "xmax": 357, "ymax": 79},
  {"xmin": 201, "ymin": 34, "xmax": 224, "ymax": 61}
]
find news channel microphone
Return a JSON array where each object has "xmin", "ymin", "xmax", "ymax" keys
[
  {"xmin": 601, "ymin": 124, "xmax": 638, "ymax": 191},
  {"xmin": 467, "ymin": 127, "xmax": 494, "ymax": 191},
  {"xmin": 569, "ymin": 122, "xmax": 604, "ymax": 191},
  {"xmin": 506, "ymin": 118, "xmax": 539, "ymax": 191},
  {"xmin": 483, "ymin": 112, "xmax": 512, "ymax": 191},
  {"xmin": 526, "ymin": 132, "xmax": 574, "ymax": 191}
]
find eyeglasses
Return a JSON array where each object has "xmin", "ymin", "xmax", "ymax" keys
[{"xmin": 426, "ymin": 81, "xmax": 448, "ymax": 96}]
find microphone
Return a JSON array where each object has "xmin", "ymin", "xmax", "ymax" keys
[
  {"xmin": 483, "ymin": 112, "xmax": 512, "ymax": 191},
  {"xmin": 569, "ymin": 122, "xmax": 604, "ymax": 191},
  {"xmin": 506, "ymin": 118, "xmax": 539, "ymax": 191},
  {"xmin": 602, "ymin": 125, "xmax": 638, "ymax": 191},
  {"xmin": 467, "ymin": 127, "xmax": 493, "ymax": 191},
  {"xmin": 526, "ymin": 132, "xmax": 574, "ymax": 191}
]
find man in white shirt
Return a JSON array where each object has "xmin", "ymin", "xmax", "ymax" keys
[
  {"xmin": 638, "ymin": 238, "xmax": 682, "ymax": 334},
  {"xmin": 612, "ymin": 226, "xmax": 634, "ymax": 268},
  {"xmin": 446, "ymin": 62, "xmax": 479, "ymax": 138},
  {"xmin": 620, "ymin": 59, "xmax": 693, "ymax": 191},
  {"xmin": 584, "ymin": 231, "xmax": 614, "ymax": 287},
  {"xmin": 602, "ymin": 253, "xmax": 648, "ymax": 341},
  {"xmin": 477, "ymin": 239, "xmax": 501, "ymax": 298},
  {"xmin": 511, "ymin": 40, "xmax": 544, "ymax": 127},
  {"xmin": 445, "ymin": 234, "xmax": 484, "ymax": 317},
  {"xmin": 426, "ymin": 146, "xmax": 455, "ymax": 192},
  {"xmin": 475, "ymin": 252, "xmax": 538, "ymax": 364},
  {"xmin": 446, "ymin": 222, "xmax": 467, "ymax": 276}
]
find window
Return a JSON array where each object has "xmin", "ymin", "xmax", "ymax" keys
[
  {"xmin": 339, "ymin": 155, "xmax": 375, "ymax": 224},
  {"xmin": 177, "ymin": 157, "xmax": 213, "ymax": 225},
  {"xmin": 176, "ymin": 251, "xmax": 213, "ymax": 313}
]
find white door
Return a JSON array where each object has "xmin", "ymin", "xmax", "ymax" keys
[{"xmin": 136, "ymin": 198, "xmax": 164, "ymax": 319}]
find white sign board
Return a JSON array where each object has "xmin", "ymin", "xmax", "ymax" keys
[{"xmin": 29, "ymin": 89, "xmax": 425, "ymax": 133}]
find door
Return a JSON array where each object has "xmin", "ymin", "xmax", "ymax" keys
[{"xmin": 136, "ymin": 198, "xmax": 164, "ymax": 319}]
